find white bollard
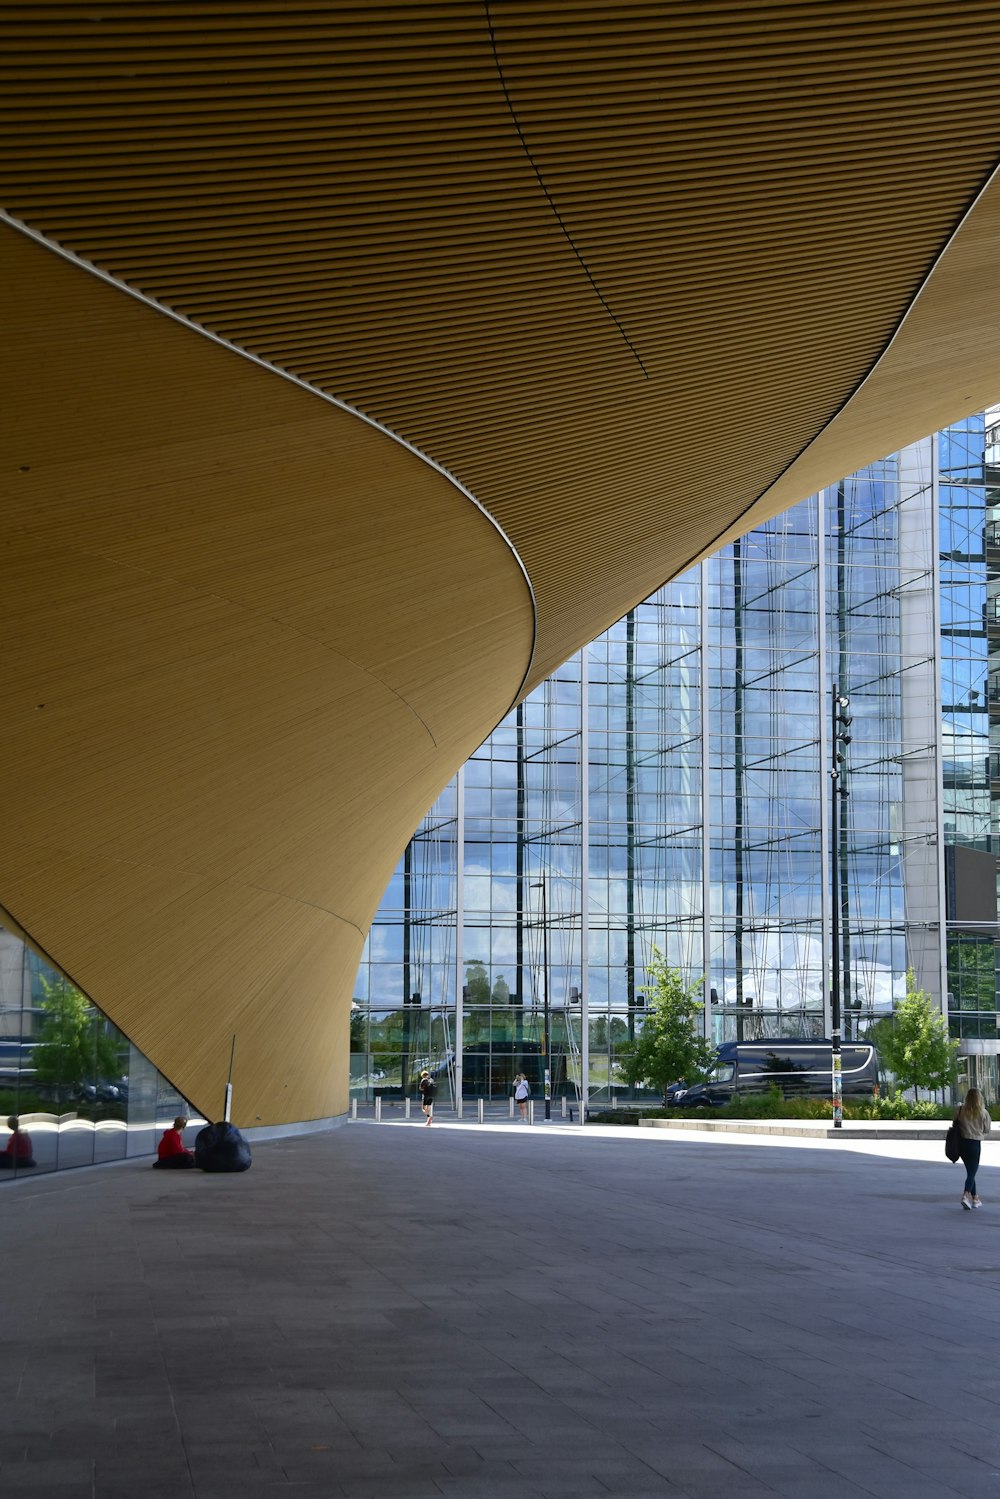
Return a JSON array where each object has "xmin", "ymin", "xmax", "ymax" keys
[
  {"xmin": 350, "ymin": 1097, "xmax": 358, "ymax": 1120},
  {"xmin": 509, "ymin": 1096, "xmax": 515, "ymax": 1119},
  {"xmin": 561, "ymin": 1096, "xmax": 568, "ymax": 1118},
  {"xmin": 455, "ymin": 1096, "xmax": 463, "ymax": 1120},
  {"xmin": 374, "ymin": 1095, "xmax": 382, "ymax": 1123},
  {"xmin": 528, "ymin": 1100, "xmax": 535, "ymax": 1126},
  {"xmin": 477, "ymin": 1097, "xmax": 485, "ymax": 1124},
  {"xmin": 404, "ymin": 1097, "xmax": 411, "ymax": 1120}
]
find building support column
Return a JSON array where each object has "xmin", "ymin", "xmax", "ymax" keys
[
  {"xmin": 699, "ymin": 561, "xmax": 713, "ymax": 1042},
  {"xmin": 817, "ymin": 486, "xmax": 832, "ymax": 1038},
  {"xmin": 580, "ymin": 641, "xmax": 591, "ymax": 1118},
  {"xmin": 454, "ymin": 764, "xmax": 465, "ymax": 1109}
]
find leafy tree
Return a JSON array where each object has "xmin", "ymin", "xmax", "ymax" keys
[
  {"xmin": 32, "ymin": 975, "xmax": 121, "ymax": 1100},
  {"xmin": 946, "ymin": 937, "xmax": 996, "ymax": 1012},
  {"xmin": 875, "ymin": 970, "xmax": 958, "ymax": 1098},
  {"xmin": 368, "ymin": 1008, "xmax": 407, "ymax": 1053},
  {"xmin": 464, "ymin": 959, "xmax": 490, "ymax": 1004},
  {"xmin": 619, "ymin": 949, "xmax": 715, "ymax": 1103},
  {"xmin": 349, "ymin": 1005, "xmax": 367, "ymax": 1052},
  {"xmin": 609, "ymin": 1016, "xmax": 629, "ymax": 1046}
]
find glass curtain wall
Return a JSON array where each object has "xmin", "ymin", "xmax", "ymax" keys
[
  {"xmin": 350, "ymin": 786, "xmax": 460, "ymax": 1103},
  {"xmin": 940, "ymin": 413, "xmax": 1000, "ymax": 1095},
  {"xmin": 358, "ymin": 418, "xmax": 998, "ymax": 1105},
  {"xmin": 0, "ymin": 922, "xmax": 198, "ymax": 1178}
]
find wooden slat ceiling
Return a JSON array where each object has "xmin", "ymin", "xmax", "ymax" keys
[{"xmin": 3, "ymin": 2, "xmax": 1000, "ymax": 1122}]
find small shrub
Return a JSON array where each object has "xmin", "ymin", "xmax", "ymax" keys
[
  {"xmin": 632, "ymin": 1090, "xmax": 959, "ymax": 1124},
  {"xmin": 858, "ymin": 1094, "xmax": 953, "ymax": 1121}
]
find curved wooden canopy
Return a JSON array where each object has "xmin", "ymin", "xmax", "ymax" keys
[{"xmin": 3, "ymin": 3, "xmax": 1000, "ymax": 1123}]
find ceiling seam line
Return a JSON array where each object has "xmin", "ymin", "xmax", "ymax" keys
[
  {"xmin": 663, "ymin": 150, "xmax": 1000, "ymax": 579},
  {"xmin": 2, "ymin": 521, "xmax": 444, "ymax": 749},
  {"xmin": 482, "ymin": 0, "xmax": 648, "ymax": 380},
  {"xmin": 0, "ymin": 208, "xmax": 539, "ymax": 739}
]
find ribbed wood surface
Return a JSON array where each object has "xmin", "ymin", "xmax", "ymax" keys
[
  {"xmin": 0, "ymin": 227, "xmax": 532, "ymax": 1122},
  {"xmin": 3, "ymin": 3, "xmax": 1000, "ymax": 1121}
]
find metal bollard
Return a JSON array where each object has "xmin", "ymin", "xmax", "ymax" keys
[
  {"xmin": 509, "ymin": 1096, "xmax": 515, "ymax": 1119},
  {"xmin": 561, "ymin": 1096, "xmax": 568, "ymax": 1118},
  {"xmin": 350, "ymin": 1097, "xmax": 358, "ymax": 1120},
  {"xmin": 455, "ymin": 1096, "xmax": 463, "ymax": 1120},
  {"xmin": 477, "ymin": 1097, "xmax": 485, "ymax": 1124},
  {"xmin": 404, "ymin": 1097, "xmax": 411, "ymax": 1120},
  {"xmin": 374, "ymin": 1096, "xmax": 382, "ymax": 1123},
  {"xmin": 528, "ymin": 1100, "xmax": 535, "ymax": 1125}
]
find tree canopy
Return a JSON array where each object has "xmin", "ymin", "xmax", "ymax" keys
[
  {"xmin": 620, "ymin": 950, "xmax": 715, "ymax": 1104},
  {"xmin": 32, "ymin": 974, "xmax": 122, "ymax": 1097},
  {"xmin": 871, "ymin": 970, "xmax": 958, "ymax": 1098}
]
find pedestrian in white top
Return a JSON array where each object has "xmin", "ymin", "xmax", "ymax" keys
[{"xmin": 513, "ymin": 1073, "xmax": 530, "ymax": 1121}]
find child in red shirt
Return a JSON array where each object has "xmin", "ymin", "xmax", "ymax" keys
[
  {"xmin": 0, "ymin": 1114, "xmax": 35, "ymax": 1168},
  {"xmin": 154, "ymin": 1115, "xmax": 196, "ymax": 1169}
]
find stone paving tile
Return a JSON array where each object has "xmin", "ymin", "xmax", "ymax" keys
[
  {"xmin": 0, "ymin": 1483, "xmax": 95, "ymax": 1499},
  {"xmin": 5, "ymin": 1125, "xmax": 1000, "ymax": 1498},
  {"xmin": 0, "ymin": 1458, "xmax": 95, "ymax": 1488},
  {"xmin": 597, "ymin": 1490, "xmax": 698, "ymax": 1499},
  {"xmin": 337, "ymin": 1481, "xmax": 444, "ymax": 1499},
  {"xmin": 435, "ymin": 1483, "xmax": 545, "ymax": 1499},
  {"xmin": 191, "ymin": 1481, "xmax": 341, "ymax": 1499}
]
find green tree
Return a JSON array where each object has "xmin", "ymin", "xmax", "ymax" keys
[
  {"xmin": 349, "ymin": 1004, "xmax": 366, "ymax": 1052},
  {"xmin": 464, "ymin": 959, "xmax": 490, "ymax": 1004},
  {"xmin": 368, "ymin": 1008, "xmax": 407, "ymax": 1053},
  {"xmin": 32, "ymin": 974, "xmax": 121, "ymax": 1100},
  {"xmin": 619, "ymin": 950, "xmax": 715, "ymax": 1104},
  {"xmin": 875, "ymin": 970, "xmax": 958, "ymax": 1098},
  {"xmin": 491, "ymin": 974, "xmax": 510, "ymax": 1005}
]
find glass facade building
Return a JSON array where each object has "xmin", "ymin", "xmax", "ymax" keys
[
  {"xmin": 0, "ymin": 924, "xmax": 198, "ymax": 1178},
  {"xmin": 3, "ymin": 415, "xmax": 998, "ymax": 1181},
  {"xmin": 354, "ymin": 415, "xmax": 1000, "ymax": 1106}
]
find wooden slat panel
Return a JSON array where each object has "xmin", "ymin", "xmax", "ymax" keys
[
  {"xmin": 3, "ymin": 2, "xmax": 1000, "ymax": 1121},
  {"xmin": 0, "ymin": 228, "xmax": 532, "ymax": 1121}
]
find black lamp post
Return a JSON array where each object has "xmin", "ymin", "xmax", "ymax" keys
[
  {"xmin": 830, "ymin": 684, "xmax": 852, "ymax": 1128},
  {"xmin": 531, "ymin": 880, "xmax": 551, "ymax": 1119}
]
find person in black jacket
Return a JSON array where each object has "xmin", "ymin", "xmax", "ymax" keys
[{"xmin": 418, "ymin": 1070, "xmax": 436, "ymax": 1125}]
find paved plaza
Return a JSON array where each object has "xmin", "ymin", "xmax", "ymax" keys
[{"xmin": 2, "ymin": 1119, "xmax": 999, "ymax": 1499}]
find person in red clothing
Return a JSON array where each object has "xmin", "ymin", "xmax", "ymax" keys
[
  {"xmin": 153, "ymin": 1115, "xmax": 196, "ymax": 1170},
  {"xmin": 0, "ymin": 1114, "xmax": 35, "ymax": 1169}
]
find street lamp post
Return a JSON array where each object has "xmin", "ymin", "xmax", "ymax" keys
[
  {"xmin": 830, "ymin": 684, "xmax": 852, "ymax": 1129},
  {"xmin": 531, "ymin": 880, "xmax": 552, "ymax": 1119}
]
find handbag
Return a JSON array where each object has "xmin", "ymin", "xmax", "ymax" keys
[{"xmin": 945, "ymin": 1119, "xmax": 963, "ymax": 1163}]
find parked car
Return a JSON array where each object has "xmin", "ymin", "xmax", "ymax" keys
[{"xmin": 670, "ymin": 1039, "xmax": 879, "ymax": 1107}]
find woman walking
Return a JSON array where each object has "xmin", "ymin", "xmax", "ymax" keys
[{"xmin": 954, "ymin": 1087, "xmax": 991, "ymax": 1209}]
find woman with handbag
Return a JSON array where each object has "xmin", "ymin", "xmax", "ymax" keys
[{"xmin": 954, "ymin": 1088, "xmax": 991, "ymax": 1209}]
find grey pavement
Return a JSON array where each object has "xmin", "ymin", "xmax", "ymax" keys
[{"xmin": 1, "ymin": 1118, "xmax": 998, "ymax": 1499}]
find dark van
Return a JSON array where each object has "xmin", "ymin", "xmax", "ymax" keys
[{"xmin": 671, "ymin": 1038, "xmax": 879, "ymax": 1107}]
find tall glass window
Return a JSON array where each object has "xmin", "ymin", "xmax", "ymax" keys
[
  {"xmin": 0, "ymin": 923, "xmax": 197, "ymax": 1178},
  {"xmin": 357, "ymin": 418, "xmax": 999, "ymax": 1105}
]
